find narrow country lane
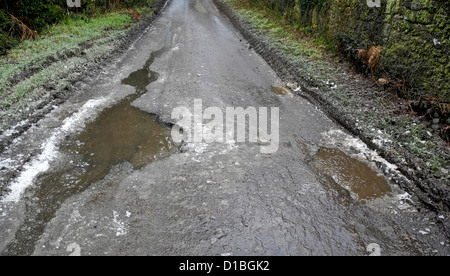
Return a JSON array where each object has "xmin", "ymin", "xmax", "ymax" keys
[{"xmin": 0, "ymin": 0, "xmax": 448, "ymax": 256}]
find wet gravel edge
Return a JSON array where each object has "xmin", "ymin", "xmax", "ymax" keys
[{"xmin": 213, "ymin": 0, "xmax": 450, "ymax": 221}]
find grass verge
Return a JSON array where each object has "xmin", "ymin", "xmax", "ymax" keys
[
  {"xmin": 227, "ymin": 0, "xmax": 337, "ymax": 60},
  {"xmin": 0, "ymin": 9, "xmax": 154, "ymax": 133}
]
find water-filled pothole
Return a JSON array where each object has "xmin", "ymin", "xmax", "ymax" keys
[
  {"xmin": 2, "ymin": 44, "xmax": 176, "ymax": 255},
  {"xmin": 312, "ymin": 147, "xmax": 391, "ymax": 202},
  {"xmin": 271, "ymin": 86, "xmax": 291, "ymax": 96}
]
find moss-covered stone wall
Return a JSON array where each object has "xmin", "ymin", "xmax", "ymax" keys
[
  {"xmin": 301, "ymin": 0, "xmax": 449, "ymax": 100},
  {"xmin": 382, "ymin": 0, "xmax": 449, "ymax": 100}
]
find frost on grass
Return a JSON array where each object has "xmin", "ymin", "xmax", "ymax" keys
[{"xmin": 0, "ymin": 13, "xmax": 135, "ymax": 136}]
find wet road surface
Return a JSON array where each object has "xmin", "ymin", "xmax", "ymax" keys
[{"xmin": 0, "ymin": 0, "xmax": 449, "ymax": 256}]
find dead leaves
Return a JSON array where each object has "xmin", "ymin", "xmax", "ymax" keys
[
  {"xmin": 115, "ymin": 9, "xmax": 141, "ymax": 22},
  {"xmin": 129, "ymin": 10, "xmax": 141, "ymax": 21},
  {"xmin": 438, "ymin": 103, "xmax": 450, "ymax": 116},
  {"xmin": 9, "ymin": 14, "xmax": 39, "ymax": 41},
  {"xmin": 358, "ymin": 45, "xmax": 382, "ymax": 77}
]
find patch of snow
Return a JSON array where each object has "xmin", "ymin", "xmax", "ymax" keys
[
  {"xmin": 2, "ymin": 119, "xmax": 30, "ymax": 137},
  {"xmin": 0, "ymin": 158, "xmax": 13, "ymax": 167},
  {"xmin": 321, "ymin": 129, "xmax": 410, "ymax": 194},
  {"xmin": 69, "ymin": 209, "xmax": 83, "ymax": 224},
  {"xmin": 112, "ymin": 211, "xmax": 128, "ymax": 237},
  {"xmin": 1, "ymin": 98, "xmax": 108, "ymax": 203},
  {"xmin": 322, "ymin": 130, "xmax": 397, "ymax": 171},
  {"xmin": 397, "ymin": 192, "xmax": 411, "ymax": 201},
  {"xmin": 194, "ymin": 143, "xmax": 209, "ymax": 154}
]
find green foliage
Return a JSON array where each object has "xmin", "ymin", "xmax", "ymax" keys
[
  {"xmin": 251, "ymin": 0, "xmax": 328, "ymax": 15},
  {"xmin": 0, "ymin": 9, "xmax": 11, "ymax": 31},
  {"xmin": 0, "ymin": 33, "xmax": 18, "ymax": 56},
  {"xmin": 238, "ymin": 6, "xmax": 323, "ymax": 59},
  {"xmin": 0, "ymin": 9, "xmax": 19, "ymax": 55},
  {"xmin": 0, "ymin": 0, "xmax": 155, "ymax": 29},
  {"xmin": 0, "ymin": 0, "xmax": 157, "ymax": 56},
  {"xmin": 296, "ymin": 0, "xmax": 328, "ymax": 10},
  {"xmin": 0, "ymin": 0, "xmax": 67, "ymax": 30}
]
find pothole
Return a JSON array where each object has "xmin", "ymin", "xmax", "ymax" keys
[
  {"xmin": 2, "ymin": 42, "xmax": 176, "ymax": 255},
  {"xmin": 271, "ymin": 86, "xmax": 292, "ymax": 96},
  {"xmin": 74, "ymin": 101, "xmax": 176, "ymax": 170},
  {"xmin": 312, "ymin": 147, "xmax": 392, "ymax": 202}
]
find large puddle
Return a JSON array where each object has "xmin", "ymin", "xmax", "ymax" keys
[
  {"xmin": 312, "ymin": 147, "xmax": 391, "ymax": 202},
  {"xmin": 2, "ymin": 43, "xmax": 176, "ymax": 255}
]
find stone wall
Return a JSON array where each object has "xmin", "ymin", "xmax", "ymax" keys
[{"xmin": 303, "ymin": 0, "xmax": 449, "ymax": 100}]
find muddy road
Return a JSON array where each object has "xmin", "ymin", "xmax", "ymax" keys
[{"xmin": 0, "ymin": 0, "xmax": 449, "ymax": 256}]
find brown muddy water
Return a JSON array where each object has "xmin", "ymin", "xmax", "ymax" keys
[
  {"xmin": 312, "ymin": 147, "xmax": 391, "ymax": 202},
  {"xmin": 2, "ymin": 46, "xmax": 177, "ymax": 255},
  {"xmin": 271, "ymin": 86, "xmax": 291, "ymax": 96}
]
